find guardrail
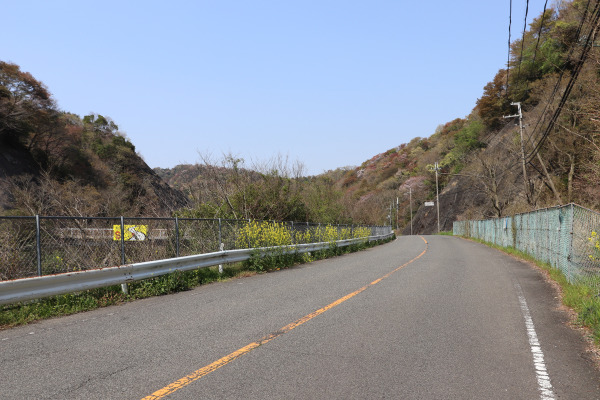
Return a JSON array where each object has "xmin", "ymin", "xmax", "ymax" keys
[
  {"xmin": 0, "ymin": 233, "xmax": 393, "ymax": 306},
  {"xmin": 0, "ymin": 215, "xmax": 390, "ymax": 281}
]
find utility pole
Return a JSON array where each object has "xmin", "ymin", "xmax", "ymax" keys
[
  {"xmin": 429, "ymin": 162, "xmax": 441, "ymax": 233},
  {"xmin": 409, "ymin": 187, "xmax": 413, "ymax": 235},
  {"xmin": 504, "ymin": 102, "xmax": 529, "ymax": 204},
  {"xmin": 396, "ymin": 197, "xmax": 399, "ymax": 231},
  {"xmin": 435, "ymin": 162, "xmax": 440, "ymax": 233}
]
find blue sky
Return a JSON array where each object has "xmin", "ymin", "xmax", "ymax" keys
[{"xmin": 3, "ymin": 1, "xmax": 549, "ymax": 175}]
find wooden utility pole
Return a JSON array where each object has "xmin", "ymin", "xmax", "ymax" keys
[
  {"xmin": 409, "ymin": 187, "xmax": 413, "ymax": 235},
  {"xmin": 435, "ymin": 162, "xmax": 440, "ymax": 233},
  {"xmin": 429, "ymin": 162, "xmax": 441, "ymax": 233},
  {"xmin": 396, "ymin": 197, "xmax": 399, "ymax": 231},
  {"xmin": 504, "ymin": 102, "xmax": 530, "ymax": 204}
]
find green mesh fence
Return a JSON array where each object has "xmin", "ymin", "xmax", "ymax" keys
[{"xmin": 453, "ymin": 204, "xmax": 600, "ymax": 286}]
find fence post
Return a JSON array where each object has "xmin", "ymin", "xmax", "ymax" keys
[
  {"xmin": 218, "ymin": 218, "xmax": 222, "ymax": 252},
  {"xmin": 36, "ymin": 215, "xmax": 42, "ymax": 276},
  {"xmin": 120, "ymin": 216, "xmax": 128, "ymax": 295},
  {"xmin": 546, "ymin": 211, "xmax": 550, "ymax": 265},
  {"xmin": 568, "ymin": 204, "xmax": 575, "ymax": 283},
  {"xmin": 557, "ymin": 209, "xmax": 562, "ymax": 270},
  {"xmin": 247, "ymin": 219, "xmax": 251, "ymax": 248},
  {"xmin": 119, "ymin": 216, "xmax": 125, "ymax": 265},
  {"xmin": 175, "ymin": 216, "xmax": 180, "ymax": 258},
  {"xmin": 291, "ymin": 221, "xmax": 294, "ymax": 244}
]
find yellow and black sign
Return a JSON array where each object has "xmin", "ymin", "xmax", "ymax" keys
[{"xmin": 113, "ymin": 225, "xmax": 148, "ymax": 241}]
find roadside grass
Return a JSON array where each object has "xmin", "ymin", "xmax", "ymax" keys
[
  {"xmin": 0, "ymin": 236, "xmax": 394, "ymax": 329},
  {"xmin": 0, "ymin": 263, "xmax": 248, "ymax": 329},
  {"xmin": 243, "ymin": 236, "xmax": 393, "ymax": 272},
  {"xmin": 467, "ymin": 237, "xmax": 600, "ymax": 344},
  {"xmin": 437, "ymin": 231, "xmax": 453, "ymax": 236}
]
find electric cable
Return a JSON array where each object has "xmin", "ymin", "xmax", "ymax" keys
[
  {"xmin": 529, "ymin": 1, "xmax": 550, "ymax": 80},
  {"xmin": 407, "ymin": 1, "xmax": 600, "ymax": 213},
  {"xmin": 514, "ymin": 0, "xmax": 531, "ymax": 93},
  {"xmin": 525, "ymin": 0, "xmax": 600, "ymax": 162},
  {"xmin": 507, "ymin": 0, "xmax": 513, "ymax": 97},
  {"xmin": 507, "ymin": 0, "xmax": 596, "ymax": 161}
]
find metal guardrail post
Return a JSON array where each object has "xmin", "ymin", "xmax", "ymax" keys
[
  {"xmin": 218, "ymin": 242, "xmax": 224, "ymax": 274},
  {"xmin": 36, "ymin": 215, "xmax": 42, "ymax": 277}
]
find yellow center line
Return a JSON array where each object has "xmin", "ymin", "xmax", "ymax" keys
[{"xmin": 142, "ymin": 236, "xmax": 428, "ymax": 400}]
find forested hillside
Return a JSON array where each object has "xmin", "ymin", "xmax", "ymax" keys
[
  {"xmin": 154, "ymin": 156, "xmax": 350, "ymax": 223},
  {"xmin": 0, "ymin": 61, "xmax": 187, "ymax": 216},
  {"xmin": 329, "ymin": 0, "xmax": 600, "ymax": 232},
  {"xmin": 156, "ymin": 1, "xmax": 600, "ymax": 231},
  {"xmin": 3, "ymin": 0, "xmax": 600, "ymax": 233}
]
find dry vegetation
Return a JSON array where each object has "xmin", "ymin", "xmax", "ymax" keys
[{"xmin": 3, "ymin": 1, "xmax": 600, "ymax": 234}]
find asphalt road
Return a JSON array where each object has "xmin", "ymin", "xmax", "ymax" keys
[{"xmin": 2, "ymin": 235, "xmax": 600, "ymax": 399}]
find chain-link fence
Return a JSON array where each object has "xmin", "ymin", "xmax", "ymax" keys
[
  {"xmin": 0, "ymin": 216, "xmax": 390, "ymax": 281},
  {"xmin": 453, "ymin": 204, "xmax": 600, "ymax": 287}
]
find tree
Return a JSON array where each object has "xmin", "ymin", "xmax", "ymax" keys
[
  {"xmin": 473, "ymin": 152, "xmax": 516, "ymax": 217},
  {"xmin": 507, "ymin": 8, "xmax": 562, "ymax": 102},
  {"xmin": 440, "ymin": 119, "xmax": 485, "ymax": 172},
  {"xmin": 302, "ymin": 176, "xmax": 346, "ymax": 223},
  {"xmin": 0, "ymin": 61, "xmax": 56, "ymax": 146},
  {"xmin": 476, "ymin": 69, "xmax": 512, "ymax": 130}
]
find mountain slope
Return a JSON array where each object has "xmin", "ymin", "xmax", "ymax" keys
[{"xmin": 0, "ymin": 62, "xmax": 187, "ymax": 216}]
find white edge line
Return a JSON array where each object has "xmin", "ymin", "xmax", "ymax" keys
[{"xmin": 515, "ymin": 283, "xmax": 555, "ymax": 400}]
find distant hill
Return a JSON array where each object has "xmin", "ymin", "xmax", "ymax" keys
[
  {"xmin": 154, "ymin": 164, "xmax": 212, "ymax": 193},
  {"xmin": 4, "ymin": 1, "xmax": 600, "ymax": 230},
  {"xmin": 0, "ymin": 61, "xmax": 187, "ymax": 216},
  {"xmin": 318, "ymin": 2, "xmax": 600, "ymax": 233}
]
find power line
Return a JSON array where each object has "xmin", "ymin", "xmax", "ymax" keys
[
  {"xmin": 507, "ymin": 0, "xmax": 535, "ymax": 98},
  {"xmin": 506, "ymin": 0, "xmax": 593, "ymax": 161},
  {"xmin": 519, "ymin": 0, "xmax": 550, "ymax": 107},
  {"xmin": 514, "ymin": 0, "xmax": 531, "ymax": 93},
  {"xmin": 507, "ymin": 0, "xmax": 513, "ymax": 96},
  {"xmin": 525, "ymin": 0, "xmax": 600, "ymax": 162},
  {"xmin": 523, "ymin": 1, "xmax": 593, "ymax": 153},
  {"xmin": 529, "ymin": 1, "xmax": 550, "ymax": 78},
  {"xmin": 495, "ymin": 0, "xmax": 596, "ymax": 166},
  {"xmin": 404, "ymin": 1, "xmax": 600, "ymax": 215}
]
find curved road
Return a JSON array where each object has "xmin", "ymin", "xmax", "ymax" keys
[{"xmin": 2, "ymin": 236, "xmax": 600, "ymax": 399}]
